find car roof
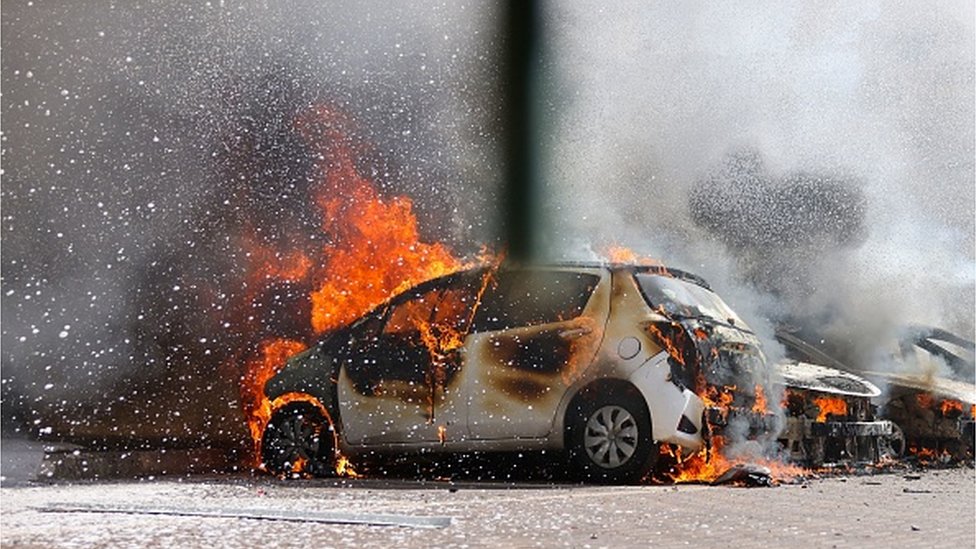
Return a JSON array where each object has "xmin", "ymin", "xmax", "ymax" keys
[
  {"xmin": 354, "ymin": 260, "xmax": 714, "ymax": 327},
  {"xmin": 526, "ymin": 261, "xmax": 712, "ymax": 290},
  {"xmin": 416, "ymin": 261, "xmax": 712, "ymax": 291}
]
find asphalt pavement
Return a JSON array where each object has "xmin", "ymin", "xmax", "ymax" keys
[{"xmin": 2, "ymin": 466, "xmax": 974, "ymax": 548}]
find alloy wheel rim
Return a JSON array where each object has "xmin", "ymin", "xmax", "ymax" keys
[
  {"xmin": 277, "ymin": 414, "xmax": 320, "ymax": 464},
  {"xmin": 584, "ymin": 405, "xmax": 639, "ymax": 469}
]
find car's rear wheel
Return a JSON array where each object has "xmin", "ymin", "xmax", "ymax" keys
[
  {"xmin": 261, "ymin": 404, "xmax": 335, "ymax": 477},
  {"xmin": 567, "ymin": 391, "xmax": 657, "ymax": 484}
]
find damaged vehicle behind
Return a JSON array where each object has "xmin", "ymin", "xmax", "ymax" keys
[
  {"xmin": 260, "ymin": 262, "xmax": 891, "ymax": 483},
  {"xmin": 777, "ymin": 325, "xmax": 976, "ymax": 461}
]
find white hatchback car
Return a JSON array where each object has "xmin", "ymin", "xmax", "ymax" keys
[{"xmin": 261, "ymin": 262, "xmax": 774, "ymax": 483}]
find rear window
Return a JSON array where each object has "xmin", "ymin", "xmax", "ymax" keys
[
  {"xmin": 635, "ymin": 273, "xmax": 749, "ymax": 330},
  {"xmin": 473, "ymin": 270, "xmax": 599, "ymax": 332}
]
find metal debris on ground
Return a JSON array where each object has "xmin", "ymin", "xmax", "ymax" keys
[{"xmin": 710, "ymin": 463, "xmax": 773, "ymax": 487}]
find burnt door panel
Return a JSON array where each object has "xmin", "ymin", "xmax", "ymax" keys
[
  {"xmin": 465, "ymin": 270, "xmax": 607, "ymax": 440},
  {"xmin": 339, "ymin": 288, "xmax": 441, "ymax": 444},
  {"xmin": 338, "ymin": 274, "xmax": 481, "ymax": 446}
]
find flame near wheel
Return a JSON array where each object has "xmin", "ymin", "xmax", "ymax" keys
[{"xmin": 261, "ymin": 404, "xmax": 336, "ymax": 477}]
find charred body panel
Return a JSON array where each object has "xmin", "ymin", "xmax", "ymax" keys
[
  {"xmin": 461, "ymin": 267, "xmax": 609, "ymax": 441},
  {"xmin": 776, "ymin": 363, "xmax": 892, "ymax": 465},
  {"xmin": 776, "ymin": 325, "xmax": 976, "ymax": 460},
  {"xmin": 327, "ymin": 266, "xmax": 614, "ymax": 449},
  {"xmin": 265, "ymin": 344, "xmax": 341, "ymax": 425},
  {"xmin": 591, "ymin": 269, "xmax": 706, "ymax": 450}
]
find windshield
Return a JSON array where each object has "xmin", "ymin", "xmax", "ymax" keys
[{"xmin": 635, "ymin": 274, "xmax": 750, "ymax": 331}]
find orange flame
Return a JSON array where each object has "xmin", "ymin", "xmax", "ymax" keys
[
  {"xmin": 294, "ymin": 105, "xmax": 466, "ymax": 335},
  {"xmin": 663, "ymin": 436, "xmax": 734, "ymax": 483},
  {"xmin": 645, "ymin": 321, "xmax": 687, "ymax": 367},
  {"xmin": 236, "ymin": 104, "xmax": 492, "ymax": 475},
  {"xmin": 603, "ymin": 245, "xmax": 663, "ymax": 266},
  {"xmin": 662, "ymin": 437, "xmax": 805, "ymax": 484},
  {"xmin": 939, "ymin": 399, "xmax": 964, "ymax": 416},
  {"xmin": 752, "ymin": 384, "xmax": 768, "ymax": 414},
  {"xmin": 249, "ymin": 245, "xmax": 312, "ymax": 284},
  {"xmin": 291, "ymin": 456, "xmax": 309, "ymax": 475},
  {"xmin": 813, "ymin": 396, "xmax": 848, "ymax": 422},
  {"xmin": 907, "ymin": 444, "xmax": 951, "ymax": 463},
  {"xmin": 692, "ymin": 365, "xmax": 735, "ymax": 410},
  {"xmin": 915, "ymin": 392, "xmax": 935, "ymax": 410},
  {"xmin": 335, "ymin": 456, "xmax": 360, "ymax": 478},
  {"xmin": 241, "ymin": 339, "xmax": 309, "ymax": 456}
]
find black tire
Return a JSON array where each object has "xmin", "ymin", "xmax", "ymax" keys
[
  {"xmin": 566, "ymin": 390, "xmax": 657, "ymax": 484},
  {"xmin": 261, "ymin": 404, "xmax": 335, "ymax": 477}
]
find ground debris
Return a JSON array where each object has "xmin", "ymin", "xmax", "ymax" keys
[{"xmin": 710, "ymin": 463, "xmax": 772, "ymax": 487}]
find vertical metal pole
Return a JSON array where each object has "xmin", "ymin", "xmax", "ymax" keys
[{"xmin": 500, "ymin": 0, "xmax": 539, "ymax": 262}]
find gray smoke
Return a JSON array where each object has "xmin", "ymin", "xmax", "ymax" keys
[{"xmin": 540, "ymin": 2, "xmax": 975, "ymax": 374}]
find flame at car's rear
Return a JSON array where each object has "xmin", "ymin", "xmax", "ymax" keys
[
  {"xmin": 237, "ymin": 104, "xmax": 475, "ymax": 471},
  {"xmin": 294, "ymin": 105, "xmax": 466, "ymax": 336},
  {"xmin": 241, "ymin": 339, "xmax": 308, "ymax": 455}
]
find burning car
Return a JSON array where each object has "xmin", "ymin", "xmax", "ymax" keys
[
  {"xmin": 259, "ymin": 262, "xmax": 890, "ymax": 483},
  {"xmin": 776, "ymin": 325, "xmax": 976, "ymax": 461}
]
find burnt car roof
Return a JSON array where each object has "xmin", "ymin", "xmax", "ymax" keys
[
  {"xmin": 510, "ymin": 261, "xmax": 713, "ymax": 290},
  {"xmin": 342, "ymin": 261, "xmax": 716, "ymax": 336},
  {"xmin": 394, "ymin": 262, "xmax": 713, "ymax": 301}
]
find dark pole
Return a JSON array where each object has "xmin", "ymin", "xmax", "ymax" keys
[{"xmin": 500, "ymin": 0, "xmax": 539, "ymax": 263}]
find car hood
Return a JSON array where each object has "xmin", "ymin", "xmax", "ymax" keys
[{"xmin": 775, "ymin": 360, "xmax": 881, "ymax": 398}]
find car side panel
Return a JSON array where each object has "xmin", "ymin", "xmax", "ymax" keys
[{"xmin": 463, "ymin": 269, "xmax": 611, "ymax": 439}]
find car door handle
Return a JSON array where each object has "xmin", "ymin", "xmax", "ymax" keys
[{"xmin": 558, "ymin": 327, "xmax": 592, "ymax": 340}]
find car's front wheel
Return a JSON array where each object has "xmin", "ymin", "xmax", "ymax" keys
[
  {"xmin": 567, "ymin": 391, "xmax": 657, "ymax": 484},
  {"xmin": 261, "ymin": 404, "xmax": 335, "ymax": 477}
]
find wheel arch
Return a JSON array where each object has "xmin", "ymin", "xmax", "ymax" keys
[
  {"xmin": 560, "ymin": 377, "xmax": 651, "ymax": 448},
  {"xmin": 265, "ymin": 346, "xmax": 343, "ymax": 429}
]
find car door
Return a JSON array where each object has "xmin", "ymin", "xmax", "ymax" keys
[
  {"xmin": 463, "ymin": 268, "xmax": 609, "ymax": 440},
  {"xmin": 337, "ymin": 273, "xmax": 479, "ymax": 446}
]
